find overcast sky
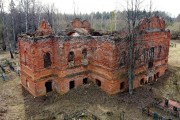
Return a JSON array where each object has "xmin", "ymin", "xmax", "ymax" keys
[
  {"xmin": 43, "ymin": 0, "xmax": 180, "ymax": 17},
  {"xmin": 4, "ymin": 0, "xmax": 180, "ymax": 17}
]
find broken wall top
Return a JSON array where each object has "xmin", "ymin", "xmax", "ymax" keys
[
  {"xmin": 35, "ymin": 19, "xmax": 53, "ymax": 37},
  {"xmin": 66, "ymin": 18, "xmax": 92, "ymax": 36},
  {"xmin": 70, "ymin": 18, "xmax": 91, "ymax": 30},
  {"xmin": 18, "ymin": 16, "xmax": 169, "ymax": 43},
  {"xmin": 19, "ymin": 34, "xmax": 126, "ymax": 45},
  {"xmin": 138, "ymin": 16, "xmax": 166, "ymax": 32}
]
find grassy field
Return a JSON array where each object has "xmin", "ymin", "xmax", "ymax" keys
[
  {"xmin": 169, "ymin": 40, "xmax": 180, "ymax": 67},
  {"xmin": 0, "ymin": 40, "xmax": 179, "ymax": 120}
]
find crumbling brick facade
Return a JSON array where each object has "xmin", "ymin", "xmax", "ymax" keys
[{"xmin": 18, "ymin": 16, "xmax": 170, "ymax": 97}]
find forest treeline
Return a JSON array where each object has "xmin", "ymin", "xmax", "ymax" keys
[{"xmin": 0, "ymin": 0, "xmax": 178, "ymax": 51}]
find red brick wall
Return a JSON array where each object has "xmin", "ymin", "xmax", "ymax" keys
[
  {"xmin": 18, "ymin": 17, "xmax": 170, "ymax": 97},
  {"xmin": 71, "ymin": 18, "xmax": 82, "ymax": 28}
]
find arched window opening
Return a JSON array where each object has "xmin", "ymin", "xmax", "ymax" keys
[
  {"xmin": 82, "ymin": 48, "xmax": 87, "ymax": 59},
  {"xmin": 68, "ymin": 51, "xmax": 75, "ymax": 67},
  {"xmin": 68, "ymin": 51, "xmax": 75, "ymax": 62},
  {"xmin": 120, "ymin": 51, "xmax": 126, "ymax": 67},
  {"xmin": 158, "ymin": 45, "xmax": 162, "ymax": 58},
  {"xmin": 140, "ymin": 78, "xmax": 144, "ymax": 85},
  {"xmin": 96, "ymin": 79, "xmax": 101, "ymax": 87},
  {"xmin": 120, "ymin": 82, "xmax": 125, "ymax": 90},
  {"xmin": 148, "ymin": 47, "xmax": 154, "ymax": 68},
  {"xmin": 140, "ymin": 49, "xmax": 145, "ymax": 64},
  {"xmin": 44, "ymin": 52, "xmax": 51, "ymax": 68},
  {"xmin": 144, "ymin": 49, "xmax": 149, "ymax": 64},
  {"xmin": 81, "ymin": 49, "xmax": 88, "ymax": 65}
]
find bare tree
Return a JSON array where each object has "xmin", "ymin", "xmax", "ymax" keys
[
  {"xmin": 31, "ymin": 0, "xmax": 36, "ymax": 31},
  {"xmin": 9, "ymin": 0, "xmax": 16, "ymax": 50},
  {"xmin": 0, "ymin": 0, "xmax": 6, "ymax": 50},
  {"xmin": 21, "ymin": 0, "xmax": 31, "ymax": 33},
  {"xmin": 126, "ymin": 0, "xmax": 144, "ymax": 94},
  {"xmin": 42, "ymin": 3, "xmax": 57, "ymax": 30}
]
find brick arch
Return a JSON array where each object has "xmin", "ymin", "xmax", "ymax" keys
[
  {"xmin": 71, "ymin": 18, "xmax": 82, "ymax": 28},
  {"xmin": 82, "ymin": 20, "xmax": 91, "ymax": 30},
  {"xmin": 42, "ymin": 50, "xmax": 52, "ymax": 60}
]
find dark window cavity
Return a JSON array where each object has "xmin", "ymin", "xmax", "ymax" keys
[
  {"xmin": 96, "ymin": 79, "xmax": 101, "ymax": 87},
  {"xmin": 148, "ymin": 47, "xmax": 154, "ymax": 68},
  {"xmin": 120, "ymin": 82, "xmax": 125, "ymax": 90},
  {"xmin": 83, "ymin": 78, "xmax": 88, "ymax": 84},
  {"xmin": 120, "ymin": 51, "xmax": 126, "ymax": 67},
  {"xmin": 140, "ymin": 78, "xmax": 144, "ymax": 85},
  {"xmin": 68, "ymin": 51, "xmax": 75, "ymax": 62},
  {"xmin": 158, "ymin": 45, "xmax": 162, "ymax": 58},
  {"xmin": 82, "ymin": 48, "xmax": 87, "ymax": 59},
  {"xmin": 44, "ymin": 52, "xmax": 51, "ymax": 68},
  {"xmin": 69, "ymin": 81, "xmax": 75, "ymax": 89},
  {"xmin": 45, "ymin": 81, "xmax": 52, "ymax": 93}
]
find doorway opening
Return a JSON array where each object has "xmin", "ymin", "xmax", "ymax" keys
[
  {"xmin": 83, "ymin": 78, "xmax": 88, "ymax": 84},
  {"xmin": 96, "ymin": 79, "xmax": 101, "ymax": 87},
  {"xmin": 156, "ymin": 72, "xmax": 160, "ymax": 78},
  {"xmin": 69, "ymin": 81, "xmax": 75, "ymax": 89},
  {"xmin": 120, "ymin": 82, "xmax": 125, "ymax": 90},
  {"xmin": 45, "ymin": 81, "xmax": 52, "ymax": 93},
  {"xmin": 140, "ymin": 78, "xmax": 144, "ymax": 85}
]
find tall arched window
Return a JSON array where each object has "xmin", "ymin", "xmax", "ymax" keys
[
  {"xmin": 120, "ymin": 51, "xmax": 126, "ymax": 67},
  {"xmin": 44, "ymin": 52, "xmax": 51, "ymax": 68},
  {"xmin": 141, "ymin": 49, "xmax": 145, "ymax": 63},
  {"xmin": 82, "ymin": 48, "xmax": 87, "ymax": 59},
  {"xmin": 68, "ymin": 51, "xmax": 75, "ymax": 62},
  {"xmin": 158, "ymin": 45, "xmax": 162, "ymax": 58},
  {"xmin": 148, "ymin": 47, "xmax": 154, "ymax": 68}
]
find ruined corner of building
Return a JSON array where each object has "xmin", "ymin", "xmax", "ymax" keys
[{"xmin": 18, "ymin": 16, "xmax": 170, "ymax": 97}]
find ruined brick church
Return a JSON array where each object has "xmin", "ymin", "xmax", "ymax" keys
[{"xmin": 18, "ymin": 16, "xmax": 170, "ymax": 97}]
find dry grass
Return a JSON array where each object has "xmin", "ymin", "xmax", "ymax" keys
[
  {"xmin": 168, "ymin": 40, "xmax": 180, "ymax": 67},
  {"xmin": 168, "ymin": 22, "xmax": 180, "ymax": 32}
]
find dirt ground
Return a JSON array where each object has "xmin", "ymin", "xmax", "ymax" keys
[{"xmin": 0, "ymin": 40, "xmax": 179, "ymax": 120}]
